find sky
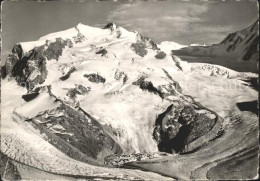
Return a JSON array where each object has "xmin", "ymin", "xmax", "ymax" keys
[{"xmin": 1, "ymin": 0, "xmax": 258, "ymax": 64}]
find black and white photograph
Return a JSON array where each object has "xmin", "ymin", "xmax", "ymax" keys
[{"xmin": 0, "ymin": 0, "xmax": 259, "ymax": 180}]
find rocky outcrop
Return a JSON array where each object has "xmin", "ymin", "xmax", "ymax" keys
[
  {"xmin": 104, "ymin": 23, "xmax": 122, "ymax": 38},
  {"xmin": 5, "ymin": 45, "xmax": 23, "ymax": 76},
  {"xmin": 84, "ymin": 73, "xmax": 106, "ymax": 83},
  {"xmin": 29, "ymin": 103, "xmax": 122, "ymax": 163},
  {"xmin": 243, "ymin": 36, "xmax": 258, "ymax": 61},
  {"xmin": 132, "ymin": 76, "xmax": 163, "ymax": 98},
  {"xmin": 131, "ymin": 33, "xmax": 159, "ymax": 57},
  {"xmin": 154, "ymin": 100, "xmax": 219, "ymax": 153},
  {"xmin": 95, "ymin": 49, "xmax": 108, "ymax": 56},
  {"xmin": 131, "ymin": 42, "xmax": 148, "ymax": 57},
  {"xmin": 73, "ymin": 32, "xmax": 87, "ymax": 43},
  {"xmin": 44, "ymin": 38, "xmax": 72, "ymax": 60},
  {"xmin": 66, "ymin": 84, "xmax": 91, "ymax": 99},
  {"xmin": 155, "ymin": 51, "xmax": 166, "ymax": 59},
  {"xmin": 104, "ymin": 22, "xmax": 116, "ymax": 31},
  {"xmin": 59, "ymin": 67, "xmax": 76, "ymax": 81},
  {"xmin": 11, "ymin": 46, "xmax": 48, "ymax": 89},
  {"xmin": 220, "ymin": 19, "xmax": 258, "ymax": 61},
  {"xmin": 133, "ymin": 76, "xmax": 182, "ymax": 99},
  {"xmin": 137, "ymin": 33, "xmax": 159, "ymax": 51},
  {"xmin": 22, "ymin": 92, "xmax": 39, "ymax": 102},
  {"xmin": 4, "ymin": 38, "xmax": 73, "ymax": 90}
]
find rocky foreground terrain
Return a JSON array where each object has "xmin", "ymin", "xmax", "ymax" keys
[{"xmin": 1, "ymin": 22, "xmax": 258, "ymax": 180}]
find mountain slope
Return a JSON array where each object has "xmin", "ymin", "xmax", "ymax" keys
[
  {"xmin": 1, "ymin": 22, "xmax": 258, "ymax": 180},
  {"xmin": 172, "ymin": 19, "xmax": 259, "ymax": 72}
]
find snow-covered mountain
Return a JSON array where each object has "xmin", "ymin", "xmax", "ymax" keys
[{"xmin": 1, "ymin": 22, "xmax": 258, "ymax": 179}]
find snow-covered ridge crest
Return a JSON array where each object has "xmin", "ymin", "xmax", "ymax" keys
[
  {"xmin": 158, "ymin": 41, "xmax": 187, "ymax": 54},
  {"xmin": 19, "ymin": 23, "xmax": 101, "ymax": 53},
  {"xmin": 18, "ymin": 22, "xmax": 137, "ymax": 54}
]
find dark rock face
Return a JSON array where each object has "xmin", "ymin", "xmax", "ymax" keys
[
  {"xmin": 154, "ymin": 103, "xmax": 218, "ymax": 153},
  {"xmin": 104, "ymin": 22, "xmax": 116, "ymax": 31},
  {"xmin": 133, "ymin": 76, "xmax": 182, "ymax": 99},
  {"xmin": 220, "ymin": 20, "xmax": 259, "ymax": 62},
  {"xmin": 5, "ymin": 45, "xmax": 22, "ymax": 76},
  {"xmin": 220, "ymin": 32, "xmax": 237, "ymax": 45},
  {"xmin": 44, "ymin": 38, "xmax": 71, "ymax": 60},
  {"xmin": 11, "ymin": 47, "xmax": 48, "ymax": 89},
  {"xmin": 131, "ymin": 42, "xmax": 148, "ymax": 57},
  {"xmin": 4, "ymin": 44, "xmax": 24, "ymax": 77},
  {"xmin": 178, "ymin": 106, "xmax": 196, "ymax": 125},
  {"xmin": 21, "ymin": 86, "xmax": 42, "ymax": 102},
  {"xmin": 12, "ymin": 44, "xmax": 24, "ymax": 59},
  {"xmin": 103, "ymin": 23, "xmax": 122, "ymax": 38},
  {"xmin": 222, "ymin": 19, "xmax": 258, "ymax": 61},
  {"xmin": 155, "ymin": 51, "xmax": 166, "ymax": 59},
  {"xmin": 1, "ymin": 65, "xmax": 7, "ymax": 79},
  {"xmin": 132, "ymin": 76, "xmax": 163, "ymax": 98},
  {"xmin": 96, "ymin": 49, "xmax": 108, "ymax": 56},
  {"xmin": 171, "ymin": 55, "xmax": 183, "ymax": 71},
  {"xmin": 84, "ymin": 73, "xmax": 106, "ymax": 83},
  {"xmin": 131, "ymin": 33, "xmax": 159, "ymax": 57},
  {"xmin": 137, "ymin": 34, "xmax": 159, "ymax": 51},
  {"xmin": 172, "ymin": 20, "xmax": 259, "ymax": 65},
  {"xmin": 66, "ymin": 84, "xmax": 91, "ymax": 99},
  {"xmin": 4, "ymin": 38, "xmax": 73, "ymax": 89},
  {"xmin": 226, "ymin": 36, "xmax": 243, "ymax": 52},
  {"xmin": 30, "ymin": 103, "xmax": 122, "ymax": 162},
  {"xmin": 243, "ymin": 36, "xmax": 258, "ymax": 61},
  {"xmin": 59, "ymin": 67, "xmax": 76, "ymax": 81},
  {"xmin": 22, "ymin": 92, "xmax": 39, "ymax": 102}
]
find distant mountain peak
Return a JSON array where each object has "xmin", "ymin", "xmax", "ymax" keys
[{"xmin": 172, "ymin": 20, "xmax": 259, "ymax": 67}]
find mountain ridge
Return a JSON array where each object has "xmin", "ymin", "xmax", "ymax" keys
[{"xmin": 172, "ymin": 19, "xmax": 259, "ymax": 63}]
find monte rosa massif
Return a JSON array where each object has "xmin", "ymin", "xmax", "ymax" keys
[{"xmin": 1, "ymin": 22, "xmax": 258, "ymax": 180}]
